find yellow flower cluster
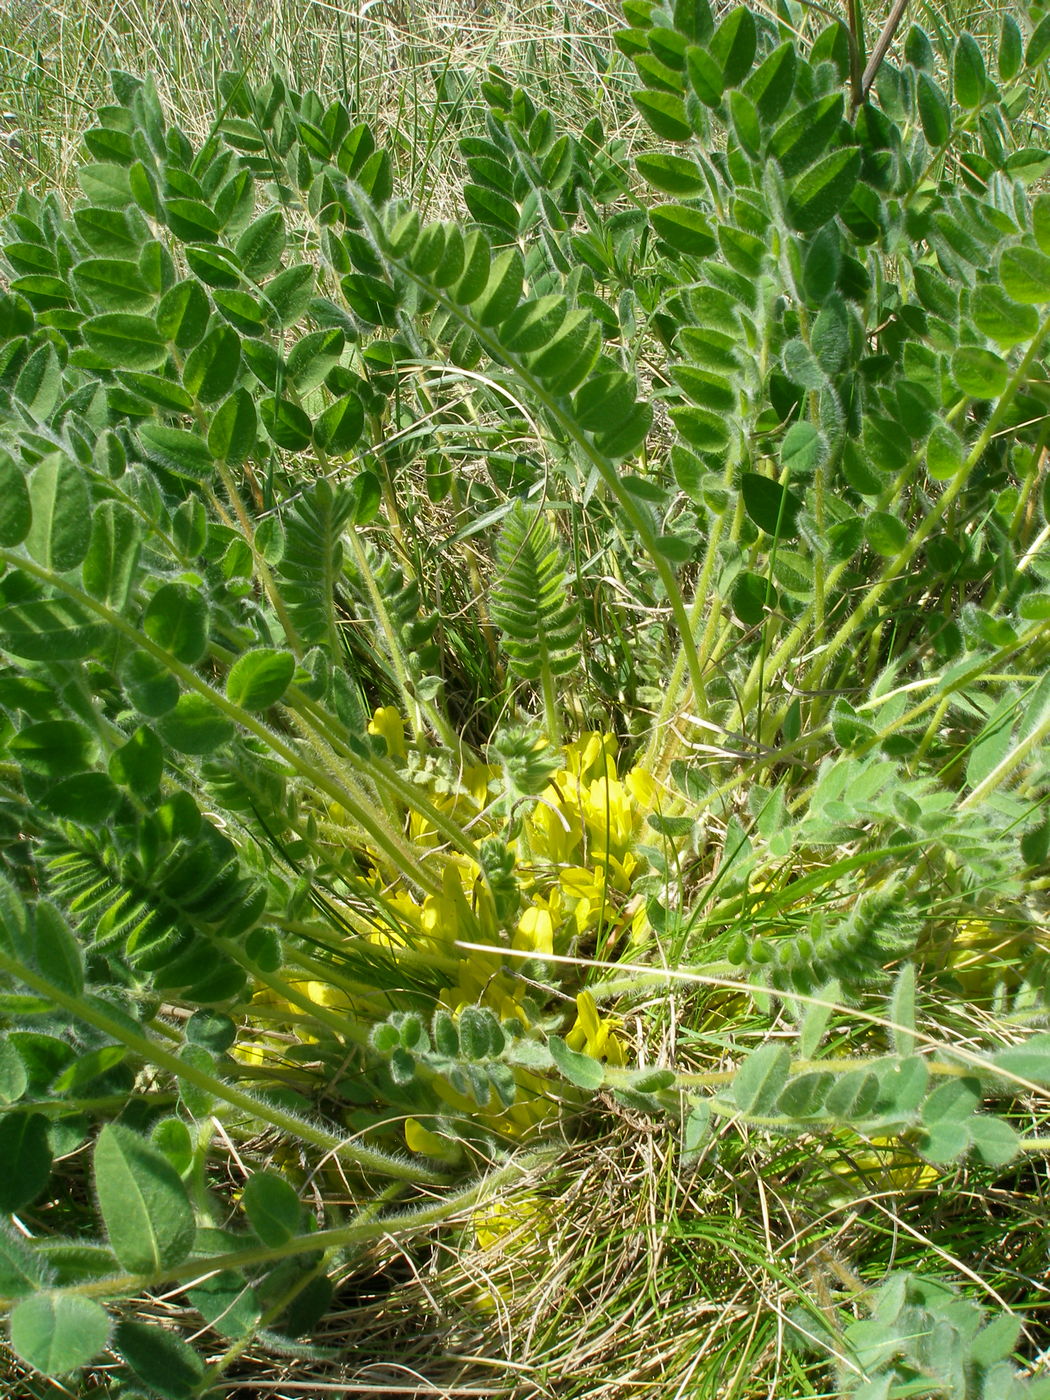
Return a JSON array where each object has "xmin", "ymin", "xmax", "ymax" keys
[
  {"xmin": 366, "ymin": 717, "xmax": 650, "ymax": 1144},
  {"xmin": 238, "ymin": 721, "xmax": 653, "ymax": 1153}
]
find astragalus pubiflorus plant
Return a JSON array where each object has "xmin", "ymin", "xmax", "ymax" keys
[{"xmin": 1, "ymin": 0, "xmax": 1050, "ymax": 1394}]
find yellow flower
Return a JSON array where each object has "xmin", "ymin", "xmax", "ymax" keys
[
  {"xmin": 513, "ymin": 902, "xmax": 555, "ymax": 956},
  {"xmin": 565, "ymin": 990, "xmax": 627, "ymax": 1066},
  {"xmin": 404, "ymin": 1117, "xmax": 464, "ymax": 1164},
  {"xmin": 563, "ymin": 732, "xmax": 617, "ymax": 783},
  {"xmin": 473, "ymin": 1192, "xmax": 546, "ymax": 1252},
  {"xmin": 368, "ymin": 706, "xmax": 406, "ymax": 760},
  {"xmin": 832, "ymin": 1136, "xmax": 940, "ymax": 1191}
]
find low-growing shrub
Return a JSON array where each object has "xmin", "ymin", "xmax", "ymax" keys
[{"xmin": 1, "ymin": 2, "xmax": 1049, "ymax": 1394}]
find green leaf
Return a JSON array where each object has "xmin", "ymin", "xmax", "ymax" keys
[
  {"xmin": 798, "ymin": 980, "xmax": 841, "ymax": 1060},
  {"xmin": 73, "ymin": 205, "xmax": 142, "ymax": 256},
  {"xmin": 770, "ymin": 94, "xmax": 843, "ymax": 178},
  {"xmin": 109, "ymin": 724, "xmax": 164, "ymax": 797},
  {"xmin": 548, "ymin": 1034, "xmax": 606, "ymax": 1090},
  {"xmin": 1000, "ymin": 15, "xmax": 1023, "ymax": 83},
  {"xmin": 115, "ymin": 1318, "xmax": 205, "ymax": 1400},
  {"xmin": 185, "ymin": 244, "xmax": 242, "ymax": 289},
  {"xmin": 260, "ymin": 396, "xmax": 313, "ymax": 451},
  {"xmin": 971, "ymin": 1311, "xmax": 1023, "ymax": 1368},
  {"xmin": 287, "ymin": 327, "xmax": 345, "ymax": 393},
  {"xmin": 780, "ymin": 421, "xmax": 827, "ymax": 476},
  {"xmin": 185, "ymin": 1010, "xmax": 237, "ymax": 1053},
  {"xmin": 261, "ymin": 263, "xmax": 315, "ymax": 327},
  {"xmin": 574, "ymin": 370, "xmax": 638, "ymax": 433},
  {"xmin": 116, "ymin": 370, "xmax": 195, "ymax": 413},
  {"xmin": 10, "ymin": 719, "xmax": 93, "ymax": 778},
  {"xmin": 741, "ymin": 471, "xmax": 801, "ymax": 538},
  {"xmin": 864, "ymin": 510, "xmax": 908, "ymax": 556},
  {"xmin": 143, "ymin": 583, "xmax": 209, "ymax": 663},
  {"xmin": 728, "ymin": 90, "xmax": 760, "ymax": 156},
  {"xmin": 82, "ymin": 500, "xmax": 141, "ymax": 608},
  {"xmin": 951, "ymin": 345, "xmax": 1009, "ymax": 398},
  {"xmin": 503, "ymin": 295, "xmax": 570, "ymax": 352},
  {"xmin": 824, "ymin": 1068, "xmax": 879, "ymax": 1119},
  {"xmin": 0, "ymin": 1219, "xmax": 52, "ymax": 1295},
  {"xmin": 0, "ymin": 597, "xmax": 108, "ymax": 660},
  {"xmin": 25, "ymin": 454, "xmax": 92, "ymax": 572},
  {"xmin": 0, "ymin": 1039, "xmax": 28, "ymax": 1104},
  {"xmin": 121, "ymin": 649, "xmax": 180, "ymax": 716},
  {"xmin": 313, "ymin": 394, "xmax": 364, "ymax": 456},
  {"xmin": 637, "ymin": 155, "xmax": 707, "ymax": 196},
  {"xmin": 682, "ymin": 1097, "xmax": 712, "ymax": 1155},
  {"xmin": 10, "ymin": 1293, "xmax": 111, "ymax": 1376},
  {"xmin": 491, "ymin": 502, "xmax": 581, "ymax": 680},
  {"xmin": 889, "ymin": 963, "xmax": 916, "ymax": 1057},
  {"xmin": 82, "ymin": 312, "xmax": 168, "ymax": 370},
  {"xmin": 632, "ymin": 89, "xmax": 692, "ymax": 142},
  {"xmin": 236, "ymin": 208, "xmax": 286, "ymax": 278},
  {"xmin": 711, "ymin": 5, "xmax": 756, "ymax": 87},
  {"xmin": 953, "ymin": 34, "xmax": 986, "ymax": 109},
  {"xmin": 164, "ymin": 197, "xmax": 220, "ymax": 243},
  {"xmin": 671, "ymin": 405, "xmax": 731, "ymax": 451},
  {"xmin": 463, "ymin": 184, "xmax": 519, "ymax": 235},
  {"xmin": 471, "ymin": 247, "xmax": 524, "ymax": 326},
  {"xmin": 34, "ymin": 902, "xmax": 84, "ymax": 998},
  {"xmin": 999, "ymin": 245, "xmax": 1050, "ymax": 303},
  {"xmin": 733, "ymin": 1043, "xmax": 791, "ymax": 1116},
  {"xmin": 208, "ymin": 388, "xmax": 258, "ymax": 464},
  {"xmin": 187, "ymin": 1269, "xmax": 260, "ymax": 1339},
  {"xmin": 743, "ymin": 40, "xmax": 796, "ymax": 124},
  {"xmin": 969, "ymin": 1115, "xmax": 1019, "ymax": 1166},
  {"xmin": 138, "ymin": 424, "xmax": 214, "ymax": 480},
  {"xmin": 879, "ymin": 1057, "xmax": 929, "ymax": 1118},
  {"xmin": 1006, "ymin": 148, "xmax": 1050, "ymax": 183},
  {"xmin": 243, "ymin": 1170, "xmax": 301, "ymax": 1246},
  {"xmin": 151, "ymin": 1117, "xmax": 194, "ymax": 1175},
  {"xmin": 650, "ymin": 203, "xmax": 716, "ymax": 254},
  {"xmin": 525, "ymin": 311, "xmax": 601, "ymax": 393},
  {"xmin": 922, "ymin": 1076, "xmax": 980, "ymax": 1126},
  {"xmin": 972, "ymin": 284, "xmax": 1039, "ymax": 348},
  {"xmin": 78, "ymin": 162, "xmax": 134, "ymax": 208},
  {"xmin": 157, "ymin": 692, "xmax": 236, "ymax": 754},
  {"xmin": 14, "ymin": 343, "xmax": 62, "ymax": 421},
  {"xmin": 906, "ymin": 24, "xmax": 935, "ymax": 69},
  {"xmin": 919, "ymin": 1119, "xmax": 970, "ymax": 1163},
  {"xmin": 786, "ymin": 149, "xmax": 861, "ymax": 233},
  {"xmin": 992, "ymin": 1034, "xmax": 1050, "ymax": 1086},
  {"xmin": 226, "ymin": 649, "xmax": 295, "ymax": 710},
  {"xmin": 1027, "ymin": 14, "xmax": 1050, "ymax": 68},
  {"xmin": 917, "ymin": 72, "xmax": 951, "ymax": 146},
  {"xmin": 450, "ymin": 229, "xmax": 491, "ymax": 303},
  {"xmin": 0, "ymin": 1112, "xmax": 52, "ymax": 1210},
  {"xmin": 926, "ymin": 424, "xmax": 965, "ymax": 480},
  {"xmin": 183, "ymin": 324, "xmax": 241, "ymax": 403},
  {"xmin": 156, "ymin": 279, "xmax": 210, "ymax": 349},
  {"xmin": 0, "ymin": 450, "xmax": 31, "ymax": 545},
  {"xmin": 732, "ymin": 571, "xmax": 773, "ymax": 625},
  {"xmin": 94, "ymin": 1123, "xmax": 195, "ymax": 1274},
  {"xmin": 72, "ymin": 257, "xmax": 154, "ymax": 313},
  {"xmin": 686, "ymin": 44, "xmax": 724, "ymax": 106}
]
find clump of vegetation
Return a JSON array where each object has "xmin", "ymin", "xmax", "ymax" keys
[{"xmin": 1, "ymin": 0, "xmax": 1049, "ymax": 1395}]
